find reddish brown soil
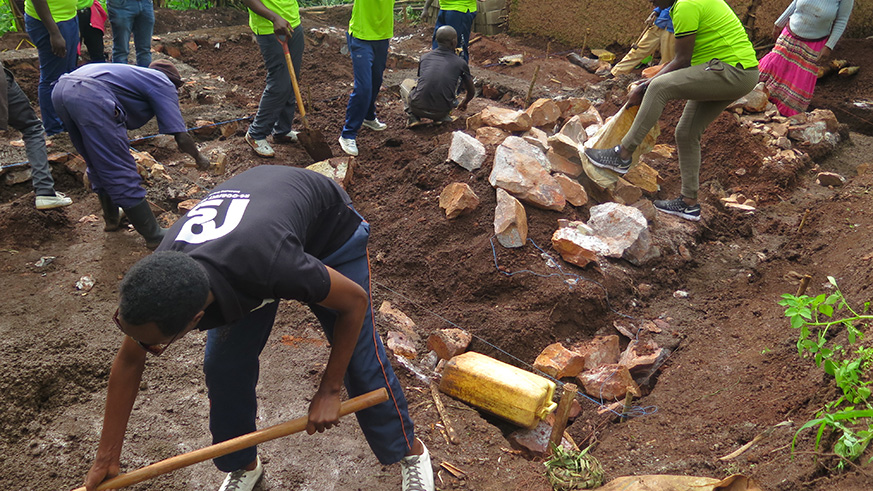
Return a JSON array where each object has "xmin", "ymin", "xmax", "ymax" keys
[{"xmin": 2, "ymin": 8, "xmax": 873, "ymax": 491}]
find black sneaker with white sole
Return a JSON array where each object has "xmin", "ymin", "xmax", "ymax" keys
[
  {"xmin": 653, "ymin": 197, "xmax": 701, "ymax": 221},
  {"xmin": 584, "ymin": 145, "xmax": 632, "ymax": 174}
]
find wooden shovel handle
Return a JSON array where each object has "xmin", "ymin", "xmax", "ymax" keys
[
  {"xmin": 72, "ymin": 388, "xmax": 388, "ymax": 491},
  {"xmin": 281, "ymin": 37, "xmax": 309, "ymax": 128}
]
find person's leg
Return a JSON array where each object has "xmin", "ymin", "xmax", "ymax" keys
[
  {"xmin": 342, "ymin": 34, "xmax": 375, "ymax": 140},
  {"xmin": 248, "ymin": 29, "xmax": 302, "ymax": 140},
  {"xmin": 131, "ymin": 0, "xmax": 154, "ymax": 67},
  {"xmin": 78, "ymin": 8, "xmax": 105, "ymax": 62},
  {"xmin": 6, "ymin": 71, "xmax": 54, "ymax": 196},
  {"xmin": 365, "ymin": 39, "xmax": 389, "ymax": 122},
  {"xmin": 108, "ymin": 0, "xmax": 132, "ymax": 64},
  {"xmin": 659, "ymin": 31, "xmax": 675, "ymax": 64},
  {"xmin": 431, "ymin": 10, "xmax": 447, "ymax": 51},
  {"xmin": 204, "ymin": 302, "xmax": 278, "ymax": 472},
  {"xmin": 308, "ymin": 220, "xmax": 415, "ymax": 465},
  {"xmin": 611, "ymin": 26, "xmax": 661, "ymax": 76},
  {"xmin": 24, "ymin": 15, "xmax": 77, "ymax": 136},
  {"xmin": 272, "ymin": 26, "xmax": 303, "ymax": 138},
  {"xmin": 439, "ymin": 9, "xmax": 476, "ymax": 62}
]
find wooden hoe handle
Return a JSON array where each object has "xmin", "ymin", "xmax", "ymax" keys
[
  {"xmin": 72, "ymin": 388, "xmax": 388, "ymax": 491},
  {"xmin": 281, "ymin": 37, "xmax": 309, "ymax": 127}
]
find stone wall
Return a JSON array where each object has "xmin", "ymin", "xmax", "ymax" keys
[{"xmin": 508, "ymin": 0, "xmax": 873, "ymax": 49}]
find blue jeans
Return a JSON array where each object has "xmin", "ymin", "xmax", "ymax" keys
[
  {"xmin": 4, "ymin": 68, "xmax": 56, "ymax": 196},
  {"xmin": 342, "ymin": 35, "xmax": 389, "ymax": 140},
  {"xmin": 204, "ymin": 219, "xmax": 415, "ymax": 472},
  {"xmin": 107, "ymin": 0, "xmax": 154, "ymax": 66},
  {"xmin": 247, "ymin": 28, "xmax": 304, "ymax": 141},
  {"xmin": 24, "ymin": 14, "xmax": 79, "ymax": 136},
  {"xmin": 433, "ymin": 9, "xmax": 476, "ymax": 62}
]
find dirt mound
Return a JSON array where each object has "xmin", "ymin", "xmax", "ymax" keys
[
  {"xmin": 0, "ymin": 195, "xmax": 73, "ymax": 247},
  {"xmin": 153, "ymin": 6, "xmax": 248, "ymax": 34},
  {"xmin": 812, "ymin": 38, "xmax": 873, "ymax": 135}
]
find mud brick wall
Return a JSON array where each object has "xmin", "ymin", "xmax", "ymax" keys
[{"xmin": 508, "ymin": 0, "xmax": 873, "ymax": 48}]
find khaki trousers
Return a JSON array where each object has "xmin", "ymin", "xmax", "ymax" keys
[{"xmin": 611, "ymin": 26, "xmax": 676, "ymax": 76}]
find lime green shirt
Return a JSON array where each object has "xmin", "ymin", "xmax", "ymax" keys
[
  {"xmin": 439, "ymin": 0, "xmax": 476, "ymax": 13},
  {"xmin": 76, "ymin": 0, "xmax": 94, "ymax": 10},
  {"xmin": 349, "ymin": 0, "xmax": 394, "ymax": 41},
  {"xmin": 671, "ymin": 0, "xmax": 758, "ymax": 69},
  {"xmin": 249, "ymin": 0, "xmax": 301, "ymax": 35},
  {"xmin": 25, "ymin": 0, "xmax": 77, "ymax": 23}
]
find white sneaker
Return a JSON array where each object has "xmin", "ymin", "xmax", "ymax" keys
[
  {"xmin": 272, "ymin": 130, "xmax": 299, "ymax": 143},
  {"xmin": 401, "ymin": 440, "xmax": 434, "ymax": 491},
  {"xmin": 218, "ymin": 456, "xmax": 263, "ymax": 491},
  {"xmin": 338, "ymin": 136, "xmax": 359, "ymax": 156},
  {"xmin": 245, "ymin": 132, "xmax": 275, "ymax": 158},
  {"xmin": 362, "ymin": 118, "xmax": 387, "ymax": 131},
  {"xmin": 35, "ymin": 192, "xmax": 73, "ymax": 210}
]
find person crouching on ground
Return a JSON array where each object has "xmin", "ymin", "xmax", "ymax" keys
[
  {"xmin": 52, "ymin": 60, "xmax": 210, "ymax": 249},
  {"xmin": 584, "ymin": 0, "xmax": 758, "ymax": 222},
  {"xmin": 82, "ymin": 165, "xmax": 435, "ymax": 491},
  {"xmin": 611, "ymin": 5, "xmax": 675, "ymax": 76},
  {"xmin": 401, "ymin": 25, "xmax": 475, "ymax": 128}
]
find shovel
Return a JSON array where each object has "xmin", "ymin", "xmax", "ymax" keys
[
  {"xmin": 281, "ymin": 37, "xmax": 333, "ymax": 162},
  {"xmin": 71, "ymin": 388, "xmax": 388, "ymax": 491}
]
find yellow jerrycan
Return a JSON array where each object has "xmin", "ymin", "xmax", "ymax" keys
[{"xmin": 439, "ymin": 352, "xmax": 558, "ymax": 428}]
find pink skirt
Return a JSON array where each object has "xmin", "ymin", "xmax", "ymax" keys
[{"xmin": 758, "ymin": 28, "xmax": 827, "ymax": 117}]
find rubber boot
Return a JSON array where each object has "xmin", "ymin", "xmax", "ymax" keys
[
  {"xmin": 98, "ymin": 193, "xmax": 122, "ymax": 232},
  {"xmin": 123, "ymin": 199, "xmax": 167, "ymax": 250}
]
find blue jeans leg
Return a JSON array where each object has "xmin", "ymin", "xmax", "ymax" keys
[
  {"xmin": 25, "ymin": 14, "xmax": 78, "ymax": 136},
  {"xmin": 432, "ymin": 9, "xmax": 476, "ymax": 62},
  {"xmin": 308, "ymin": 219, "xmax": 415, "ymax": 465},
  {"xmin": 204, "ymin": 301, "xmax": 278, "ymax": 472},
  {"xmin": 248, "ymin": 28, "xmax": 303, "ymax": 141},
  {"xmin": 131, "ymin": 0, "xmax": 154, "ymax": 67},
  {"xmin": 342, "ymin": 36, "xmax": 389, "ymax": 140},
  {"xmin": 109, "ymin": 0, "xmax": 153, "ymax": 65},
  {"xmin": 5, "ymin": 70, "xmax": 54, "ymax": 196}
]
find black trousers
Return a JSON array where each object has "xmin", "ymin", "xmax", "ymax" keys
[{"xmin": 77, "ymin": 7, "xmax": 105, "ymax": 62}]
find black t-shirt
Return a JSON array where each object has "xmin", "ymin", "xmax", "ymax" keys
[
  {"xmin": 157, "ymin": 166, "xmax": 362, "ymax": 330},
  {"xmin": 409, "ymin": 46, "xmax": 472, "ymax": 114}
]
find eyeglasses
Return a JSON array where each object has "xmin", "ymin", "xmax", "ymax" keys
[{"xmin": 113, "ymin": 308, "xmax": 180, "ymax": 356}]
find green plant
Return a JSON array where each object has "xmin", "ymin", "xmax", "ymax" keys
[
  {"xmin": 780, "ymin": 276, "xmax": 873, "ymax": 469},
  {"xmin": 166, "ymin": 0, "xmax": 212, "ymax": 10},
  {"xmin": 1, "ymin": 1, "xmax": 16, "ymax": 35}
]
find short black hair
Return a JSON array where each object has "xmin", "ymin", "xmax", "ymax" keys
[
  {"xmin": 435, "ymin": 25, "xmax": 458, "ymax": 49},
  {"xmin": 119, "ymin": 251, "xmax": 210, "ymax": 337}
]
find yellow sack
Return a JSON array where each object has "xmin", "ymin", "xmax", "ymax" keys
[
  {"xmin": 596, "ymin": 474, "xmax": 762, "ymax": 491},
  {"xmin": 581, "ymin": 103, "xmax": 660, "ymax": 190}
]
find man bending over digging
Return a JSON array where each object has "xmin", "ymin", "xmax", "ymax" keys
[{"xmin": 84, "ymin": 165, "xmax": 435, "ymax": 491}]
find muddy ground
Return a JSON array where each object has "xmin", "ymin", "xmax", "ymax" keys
[{"xmin": 2, "ymin": 6, "xmax": 873, "ymax": 491}]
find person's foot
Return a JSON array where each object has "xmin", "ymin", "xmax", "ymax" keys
[
  {"xmin": 584, "ymin": 145, "xmax": 632, "ymax": 174},
  {"xmin": 433, "ymin": 114, "xmax": 455, "ymax": 125},
  {"xmin": 401, "ymin": 439, "xmax": 435, "ymax": 491},
  {"xmin": 338, "ymin": 136, "xmax": 359, "ymax": 156},
  {"xmin": 218, "ymin": 456, "xmax": 263, "ymax": 491},
  {"xmin": 362, "ymin": 118, "xmax": 387, "ymax": 131},
  {"xmin": 406, "ymin": 114, "xmax": 422, "ymax": 128},
  {"xmin": 245, "ymin": 132, "xmax": 275, "ymax": 158},
  {"xmin": 272, "ymin": 130, "xmax": 299, "ymax": 144},
  {"xmin": 653, "ymin": 196, "xmax": 701, "ymax": 221},
  {"xmin": 35, "ymin": 192, "xmax": 73, "ymax": 210}
]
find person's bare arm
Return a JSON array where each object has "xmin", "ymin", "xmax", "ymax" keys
[
  {"xmin": 84, "ymin": 336, "xmax": 147, "ymax": 490},
  {"xmin": 242, "ymin": 0, "xmax": 292, "ymax": 38},
  {"xmin": 458, "ymin": 76, "xmax": 475, "ymax": 112},
  {"xmin": 305, "ymin": 267, "xmax": 368, "ymax": 434},
  {"xmin": 31, "ymin": 0, "xmax": 66, "ymax": 57},
  {"xmin": 628, "ymin": 34, "xmax": 695, "ymax": 106}
]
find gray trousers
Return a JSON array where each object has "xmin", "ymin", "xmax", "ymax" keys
[
  {"xmin": 622, "ymin": 60, "xmax": 759, "ymax": 199},
  {"xmin": 247, "ymin": 28, "xmax": 304, "ymax": 140},
  {"xmin": 3, "ymin": 67, "xmax": 56, "ymax": 196}
]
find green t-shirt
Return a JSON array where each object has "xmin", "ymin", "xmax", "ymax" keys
[
  {"xmin": 349, "ymin": 0, "xmax": 394, "ymax": 41},
  {"xmin": 249, "ymin": 0, "xmax": 301, "ymax": 35},
  {"xmin": 671, "ymin": 0, "xmax": 758, "ymax": 69},
  {"xmin": 439, "ymin": 0, "xmax": 477, "ymax": 13},
  {"xmin": 76, "ymin": 0, "xmax": 94, "ymax": 10},
  {"xmin": 24, "ymin": 0, "xmax": 77, "ymax": 23}
]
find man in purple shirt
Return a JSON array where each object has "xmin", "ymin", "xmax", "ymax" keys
[{"xmin": 52, "ymin": 60, "xmax": 210, "ymax": 249}]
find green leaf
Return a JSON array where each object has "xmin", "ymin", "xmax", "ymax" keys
[
  {"xmin": 824, "ymin": 359, "xmax": 837, "ymax": 376},
  {"xmin": 818, "ymin": 304, "xmax": 835, "ymax": 317}
]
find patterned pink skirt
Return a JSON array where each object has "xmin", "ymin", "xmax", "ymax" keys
[{"xmin": 758, "ymin": 27, "xmax": 827, "ymax": 117}]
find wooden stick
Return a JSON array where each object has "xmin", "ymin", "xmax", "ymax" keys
[
  {"xmin": 71, "ymin": 388, "xmax": 388, "ymax": 491},
  {"xmin": 797, "ymin": 208, "xmax": 810, "ymax": 233},
  {"xmin": 796, "ymin": 275, "xmax": 812, "ymax": 296},
  {"xmin": 548, "ymin": 383, "xmax": 577, "ymax": 454},
  {"xmin": 430, "ymin": 381, "xmax": 459, "ymax": 444},
  {"xmin": 525, "ymin": 65, "xmax": 540, "ymax": 108},
  {"xmin": 620, "ymin": 390, "xmax": 634, "ymax": 423}
]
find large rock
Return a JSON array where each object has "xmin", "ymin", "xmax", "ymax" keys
[
  {"xmin": 439, "ymin": 182, "xmax": 480, "ymax": 219},
  {"xmin": 612, "ymin": 178, "xmax": 643, "ymax": 205},
  {"xmin": 728, "ymin": 82, "xmax": 769, "ymax": 113},
  {"xmin": 522, "ymin": 127, "xmax": 549, "ymax": 153},
  {"xmin": 547, "ymin": 133, "xmax": 582, "ymax": 161},
  {"xmin": 507, "ymin": 420, "xmax": 575, "ymax": 458},
  {"xmin": 494, "ymin": 188, "xmax": 528, "ymax": 248},
  {"xmin": 525, "ymin": 98, "xmax": 561, "ymax": 128},
  {"xmin": 556, "ymin": 97, "xmax": 592, "ymax": 119},
  {"xmin": 551, "ymin": 224, "xmax": 605, "ymax": 267},
  {"xmin": 816, "ymin": 171, "xmax": 845, "ymax": 187},
  {"xmin": 480, "ymin": 106, "xmax": 533, "ymax": 132},
  {"xmin": 534, "ymin": 343, "xmax": 586, "ymax": 379},
  {"xmin": 547, "ymin": 149, "xmax": 584, "ymax": 177},
  {"xmin": 379, "ymin": 301, "xmax": 421, "ymax": 343},
  {"xmin": 623, "ymin": 161, "xmax": 662, "ymax": 194},
  {"xmin": 587, "ymin": 202, "xmax": 656, "ymax": 265},
  {"xmin": 466, "ymin": 111, "xmax": 484, "ymax": 131},
  {"xmin": 427, "ymin": 328, "xmax": 472, "ymax": 360},
  {"xmin": 306, "ymin": 156, "xmax": 356, "ymax": 189},
  {"xmin": 554, "ymin": 174, "xmax": 588, "ymax": 206},
  {"xmin": 490, "ymin": 137, "xmax": 566, "ymax": 211},
  {"xmin": 448, "ymin": 131, "xmax": 486, "ymax": 171},
  {"xmin": 808, "ymin": 108, "xmax": 840, "ymax": 133},
  {"xmin": 387, "ymin": 331, "xmax": 417, "ymax": 359},
  {"xmin": 476, "ymin": 126, "xmax": 509, "ymax": 146},
  {"xmin": 618, "ymin": 339, "xmax": 665, "ymax": 375},
  {"xmin": 577, "ymin": 364, "xmax": 640, "ymax": 401},
  {"xmin": 4, "ymin": 167, "xmax": 31, "ymax": 185},
  {"xmin": 577, "ymin": 106, "xmax": 603, "ymax": 128},
  {"xmin": 559, "ymin": 115, "xmax": 588, "ymax": 145},
  {"xmin": 573, "ymin": 335, "xmax": 621, "ymax": 370}
]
